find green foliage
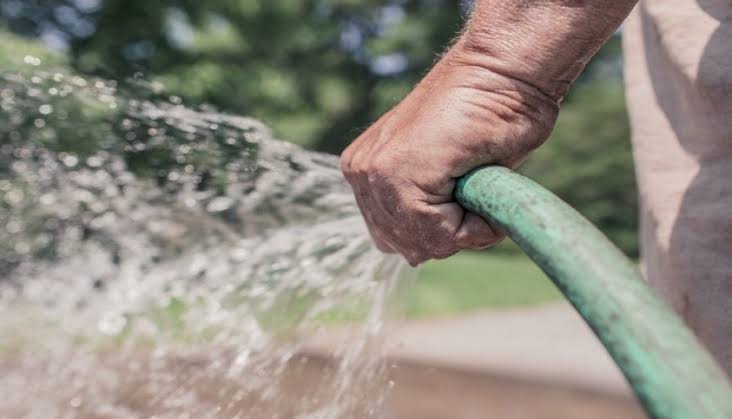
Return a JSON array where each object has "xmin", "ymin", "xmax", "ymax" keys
[
  {"xmin": 403, "ymin": 251, "xmax": 561, "ymax": 317},
  {"xmin": 0, "ymin": 30, "xmax": 66, "ymax": 69},
  {"xmin": 45, "ymin": 0, "xmax": 463, "ymax": 151},
  {"xmin": 0, "ymin": 31, "xmax": 261, "ymax": 191}
]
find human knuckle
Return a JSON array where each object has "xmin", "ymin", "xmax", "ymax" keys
[
  {"xmin": 363, "ymin": 158, "xmax": 387, "ymax": 181},
  {"xmin": 340, "ymin": 148, "xmax": 359, "ymax": 176},
  {"xmin": 365, "ymin": 168, "xmax": 382, "ymax": 186},
  {"xmin": 344, "ymin": 158, "xmax": 368, "ymax": 178},
  {"xmin": 340, "ymin": 155, "xmax": 352, "ymax": 174}
]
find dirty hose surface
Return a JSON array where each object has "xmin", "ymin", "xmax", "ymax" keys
[{"xmin": 455, "ymin": 166, "xmax": 732, "ymax": 419}]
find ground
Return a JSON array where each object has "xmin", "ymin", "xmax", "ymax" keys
[{"xmin": 0, "ymin": 349, "xmax": 646, "ymax": 419}]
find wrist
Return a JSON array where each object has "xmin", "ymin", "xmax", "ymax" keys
[
  {"xmin": 417, "ymin": 48, "xmax": 560, "ymax": 166},
  {"xmin": 455, "ymin": 0, "xmax": 636, "ymax": 101},
  {"xmin": 435, "ymin": 45, "xmax": 560, "ymax": 127}
]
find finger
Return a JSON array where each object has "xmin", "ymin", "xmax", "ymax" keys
[
  {"xmin": 365, "ymin": 213, "xmax": 431, "ymax": 266},
  {"xmin": 454, "ymin": 212, "xmax": 506, "ymax": 249},
  {"xmin": 349, "ymin": 181, "xmax": 398, "ymax": 254},
  {"xmin": 356, "ymin": 205, "xmax": 398, "ymax": 254},
  {"xmin": 370, "ymin": 227, "xmax": 398, "ymax": 254},
  {"xmin": 402, "ymin": 249, "xmax": 428, "ymax": 267},
  {"xmin": 428, "ymin": 246, "xmax": 461, "ymax": 261},
  {"xmin": 366, "ymin": 228, "xmax": 425, "ymax": 266},
  {"xmin": 378, "ymin": 201, "xmax": 462, "ymax": 262}
]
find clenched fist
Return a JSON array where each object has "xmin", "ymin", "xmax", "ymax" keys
[
  {"xmin": 341, "ymin": 41, "xmax": 559, "ymax": 266},
  {"xmin": 341, "ymin": 0, "xmax": 635, "ymax": 265}
]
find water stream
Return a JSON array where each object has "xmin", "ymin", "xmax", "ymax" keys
[{"xmin": 0, "ymin": 62, "xmax": 410, "ymax": 418}]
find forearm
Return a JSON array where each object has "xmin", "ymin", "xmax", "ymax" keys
[{"xmin": 454, "ymin": 0, "xmax": 637, "ymax": 101}]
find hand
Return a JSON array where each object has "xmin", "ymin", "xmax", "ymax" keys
[{"xmin": 341, "ymin": 42, "xmax": 559, "ymax": 266}]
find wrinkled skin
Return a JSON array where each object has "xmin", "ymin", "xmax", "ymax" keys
[{"xmin": 341, "ymin": 43, "xmax": 559, "ymax": 266}]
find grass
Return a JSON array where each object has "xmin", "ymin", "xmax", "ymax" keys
[
  {"xmin": 314, "ymin": 246, "xmax": 564, "ymax": 323},
  {"xmin": 400, "ymin": 249, "xmax": 562, "ymax": 319}
]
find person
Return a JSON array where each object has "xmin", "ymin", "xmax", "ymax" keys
[{"xmin": 341, "ymin": 0, "xmax": 732, "ymax": 375}]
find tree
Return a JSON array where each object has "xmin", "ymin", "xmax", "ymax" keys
[{"xmin": 2, "ymin": 0, "xmax": 465, "ymax": 151}]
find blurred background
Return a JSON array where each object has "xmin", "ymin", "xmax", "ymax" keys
[
  {"xmin": 0, "ymin": 0, "xmax": 638, "ymax": 316},
  {"xmin": 0, "ymin": 1, "xmax": 645, "ymax": 418}
]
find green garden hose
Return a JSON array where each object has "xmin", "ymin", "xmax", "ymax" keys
[{"xmin": 455, "ymin": 166, "xmax": 732, "ymax": 419}]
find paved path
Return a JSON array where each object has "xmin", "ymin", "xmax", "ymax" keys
[{"xmin": 304, "ymin": 302, "xmax": 633, "ymax": 397}]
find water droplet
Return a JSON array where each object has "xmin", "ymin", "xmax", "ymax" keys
[
  {"xmin": 5, "ymin": 189, "xmax": 24, "ymax": 204},
  {"xmin": 98, "ymin": 312, "xmax": 127, "ymax": 335},
  {"xmin": 206, "ymin": 197, "xmax": 234, "ymax": 212},
  {"xmin": 14, "ymin": 241, "xmax": 30, "ymax": 254},
  {"xmin": 39, "ymin": 104, "xmax": 53, "ymax": 115},
  {"xmin": 23, "ymin": 55, "xmax": 42, "ymax": 66},
  {"xmin": 39, "ymin": 193, "xmax": 56, "ymax": 205},
  {"xmin": 62, "ymin": 154, "xmax": 79, "ymax": 167},
  {"xmin": 71, "ymin": 76, "xmax": 87, "ymax": 87},
  {"xmin": 6, "ymin": 221, "xmax": 21, "ymax": 234},
  {"xmin": 87, "ymin": 156, "xmax": 104, "ymax": 167}
]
